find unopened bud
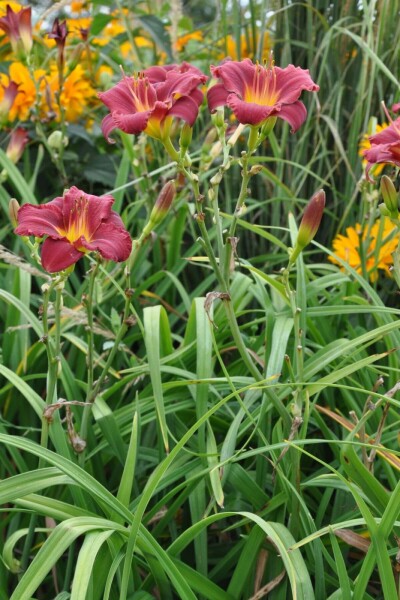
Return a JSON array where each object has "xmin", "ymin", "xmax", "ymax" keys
[
  {"xmin": 290, "ymin": 189, "xmax": 325, "ymax": 263},
  {"xmin": 211, "ymin": 107, "xmax": 225, "ymax": 129},
  {"xmin": 6, "ymin": 128, "xmax": 29, "ymax": 164},
  {"xmin": 380, "ymin": 175, "xmax": 398, "ymax": 217},
  {"xmin": 48, "ymin": 130, "xmax": 68, "ymax": 151},
  {"xmin": 9, "ymin": 198, "xmax": 20, "ymax": 227},
  {"xmin": 148, "ymin": 180, "xmax": 176, "ymax": 227},
  {"xmin": 260, "ymin": 116, "xmax": 277, "ymax": 140},
  {"xmin": 249, "ymin": 164, "xmax": 263, "ymax": 176},
  {"xmin": 179, "ymin": 123, "xmax": 192, "ymax": 151}
]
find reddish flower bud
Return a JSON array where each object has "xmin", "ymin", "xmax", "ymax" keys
[
  {"xmin": 6, "ymin": 127, "xmax": 29, "ymax": 164},
  {"xmin": 0, "ymin": 5, "xmax": 32, "ymax": 57},
  {"xmin": 380, "ymin": 175, "xmax": 398, "ymax": 217},
  {"xmin": 149, "ymin": 180, "xmax": 176, "ymax": 226},
  {"xmin": 0, "ymin": 80, "xmax": 19, "ymax": 124},
  {"xmin": 290, "ymin": 189, "xmax": 325, "ymax": 263}
]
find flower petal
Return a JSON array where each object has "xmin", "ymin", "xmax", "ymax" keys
[
  {"xmin": 169, "ymin": 95, "xmax": 200, "ymax": 126},
  {"xmin": 79, "ymin": 222, "xmax": 132, "ymax": 262},
  {"xmin": 112, "ymin": 109, "xmax": 151, "ymax": 135},
  {"xmin": 277, "ymin": 101, "xmax": 308, "ymax": 132},
  {"xmin": 41, "ymin": 237, "xmax": 83, "ymax": 272},
  {"xmin": 273, "ymin": 65, "xmax": 319, "ymax": 104},
  {"xmin": 227, "ymin": 94, "xmax": 275, "ymax": 125},
  {"xmin": 210, "ymin": 59, "xmax": 255, "ymax": 96},
  {"xmin": 368, "ymin": 119, "xmax": 400, "ymax": 145},
  {"xmin": 98, "ymin": 78, "xmax": 137, "ymax": 114},
  {"xmin": 101, "ymin": 113, "xmax": 118, "ymax": 143},
  {"xmin": 207, "ymin": 83, "xmax": 229, "ymax": 112},
  {"xmin": 62, "ymin": 186, "xmax": 114, "ymax": 240},
  {"xmin": 15, "ymin": 197, "xmax": 64, "ymax": 238}
]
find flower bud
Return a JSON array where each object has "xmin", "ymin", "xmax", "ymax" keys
[
  {"xmin": 179, "ymin": 123, "xmax": 192, "ymax": 152},
  {"xmin": 9, "ymin": 198, "xmax": 20, "ymax": 227},
  {"xmin": 6, "ymin": 128, "xmax": 29, "ymax": 164},
  {"xmin": 380, "ymin": 175, "xmax": 398, "ymax": 217},
  {"xmin": 148, "ymin": 180, "xmax": 176, "ymax": 227},
  {"xmin": 211, "ymin": 107, "xmax": 225, "ymax": 130},
  {"xmin": 290, "ymin": 189, "xmax": 325, "ymax": 263},
  {"xmin": 48, "ymin": 130, "xmax": 68, "ymax": 151},
  {"xmin": 259, "ymin": 116, "xmax": 277, "ymax": 140}
]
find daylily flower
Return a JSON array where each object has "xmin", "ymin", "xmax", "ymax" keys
[
  {"xmin": 98, "ymin": 66, "xmax": 206, "ymax": 142},
  {"xmin": 0, "ymin": 4, "xmax": 32, "ymax": 57},
  {"xmin": 6, "ymin": 126, "xmax": 28, "ymax": 163},
  {"xmin": 207, "ymin": 58, "xmax": 319, "ymax": 132},
  {"xmin": 363, "ymin": 118, "xmax": 400, "ymax": 181},
  {"xmin": 15, "ymin": 187, "xmax": 132, "ymax": 273},
  {"xmin": 143, "ymin": 62, "xmax": 207, "ymax": 84}
]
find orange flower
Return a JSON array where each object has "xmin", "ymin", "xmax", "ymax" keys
[
  {"xmin": 329, "ymin": 218, "xmax": 399, "ymax": 282},
  {"xmin": 40, "ymin": 64, "xmax": 96, "ymax": 122},
  {"xmin": 225, "ymin": 31, "xmax": 271, "ymax": 60},
  {"xmin": 175, "ymin": 30, "xmax": 203, "ymax": 52},
  {"xmin": 0, "ymin": 62, "xmax": 43, "ymax": 122}
]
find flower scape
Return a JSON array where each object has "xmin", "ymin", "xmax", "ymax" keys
[{"xmin": 2, "ymin": 3, "xmax": 400, "ymax": 600}]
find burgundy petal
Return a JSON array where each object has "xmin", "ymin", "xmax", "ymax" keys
[
  {"xmin": 79, "ymin": 223, "xmax": 132, "ymax": 262},
  {"xmin": 277, "ymin": 101, "xmax": 308, "ymax": 132},
  {"xmin": 227, "ymin": 94, "xmax": 275, "ymax": 125},
  {"xmin": 368, "ymin": 120, "xmax": 400, "ymax": 145},
  {"xmin": 98, "ymin": 78, "xmax": 137, "ymax": 114},
  {"xmin": 156, "ymin": 71, "xmax": 204, "ymax": 103},
  {"xmin": 207, "ymin": 83, "xmax": 229, "ymax": 112},
  {"xmin": 210, "ymin": 59, "xmax": 256, "ymax": 96},
  {"xmin": 62, "ymin": 186, "xmax": 114, "ymax": 240},
  {"xmin": 15, "ymin": 197, "xmax": 64, "ymax": 238},
  {"xmin": 101, "ymin": 114, "xmax": 118, "ymax": 143},
  {"xmin": 41, "ymin": 237, "xmax": 83, "ymax": 272},
  {"xmin": 273, "ymin": 65, "xmax": 319, "ymax": 104},
  {"xmin": 169, "ymin": 95, "xmax": 200, "ymax": 126},
  {"xmin": 112, "ymin": 110, "xmax": 151, "ymax": 135}
]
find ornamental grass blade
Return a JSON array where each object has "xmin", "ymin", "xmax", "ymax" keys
[{"xmin": 143, "ymin": 305, "xmax": 171, "ymax": 453}]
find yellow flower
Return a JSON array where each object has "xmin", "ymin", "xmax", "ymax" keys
[
  {"xmin": 0, "ymin": 62, "xmax": 43, "ymax": 122},
  {"xmin": 358, "ymin": 122, "xmax": 388, "ymax": 177},
  {"xmin": 71, "ymin": 1, "xmax": 87, "ymax": 13},
  {"xmin": 40, "ymin": 64, "xmax": 96, "ymax": 122},
  {"xmin": 225, "ymin": 31, "xmax": 271, "ymax": 60},
  {"xmin": 175, "ymin": 30, "xmax": 203, "ymax": 52},
  {"xmin": 329, "ymin": 218, "xmax": 399, "ymax": 282}
]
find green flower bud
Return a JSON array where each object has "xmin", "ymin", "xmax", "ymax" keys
[
  {"xmin": 179, "ymin": 123, "xmax": 193, "ymax": 152},
  {"xmin": 9, "ymin": 198, "xmax": 20, "ymax": 227},
  {"xmin": 48, "ymin": 130, "xmax": 68, "ymax": 151},
  {"xmin": 380, "ymin": 175, "xmax": 398, "ymax": 217}
]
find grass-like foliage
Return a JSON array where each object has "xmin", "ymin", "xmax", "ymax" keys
[{"xmin": 0, "ymin": 1, "xmax": 400, "ymax": 599}]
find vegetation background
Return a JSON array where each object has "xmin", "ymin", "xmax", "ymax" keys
[{"xmin": 0, "ymin": 0, "xmax": 400, "ymax": 599}]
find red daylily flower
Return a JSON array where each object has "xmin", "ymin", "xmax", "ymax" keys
[
  {"xmin": 143, "ymin": 62, "xmax": 207, "ymax": 84},
  {"xmin": 363, "ymin": 118, "xmax": 400, "ymax": 181},
  {"xmin": 207, "ymin": 58, "xmax": 319, "ymax": 131},
  {"xmin": 0, "ymin": 4, "xmax": 32, "ymax": 56},
  {"xmin": 98, "ymin": 66, "xmax": 206, "ymax": 142},
  {"xmin": 15, "ymin": 187, "xmax": 132, "ymax": 273}
]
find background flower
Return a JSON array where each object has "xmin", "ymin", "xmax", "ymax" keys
[
  {"xmin": 207, "ymin": 58, "xmax": 319, "ymax": 131},
  {"xmin": 329, "ymin": 218, "xmax": 399, "ymax": 281}
]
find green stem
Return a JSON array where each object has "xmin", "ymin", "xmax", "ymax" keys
[
  {"xmin": 222, "ymin": 153, "xmax": 251, "ymax": 283},
  {"xmin": 21, "ymin": 275, "xmax": 64, "ymax": 572},
  {"xmin": 84, "ymin": 262, "xmax": 100, "ymax": 404}
]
